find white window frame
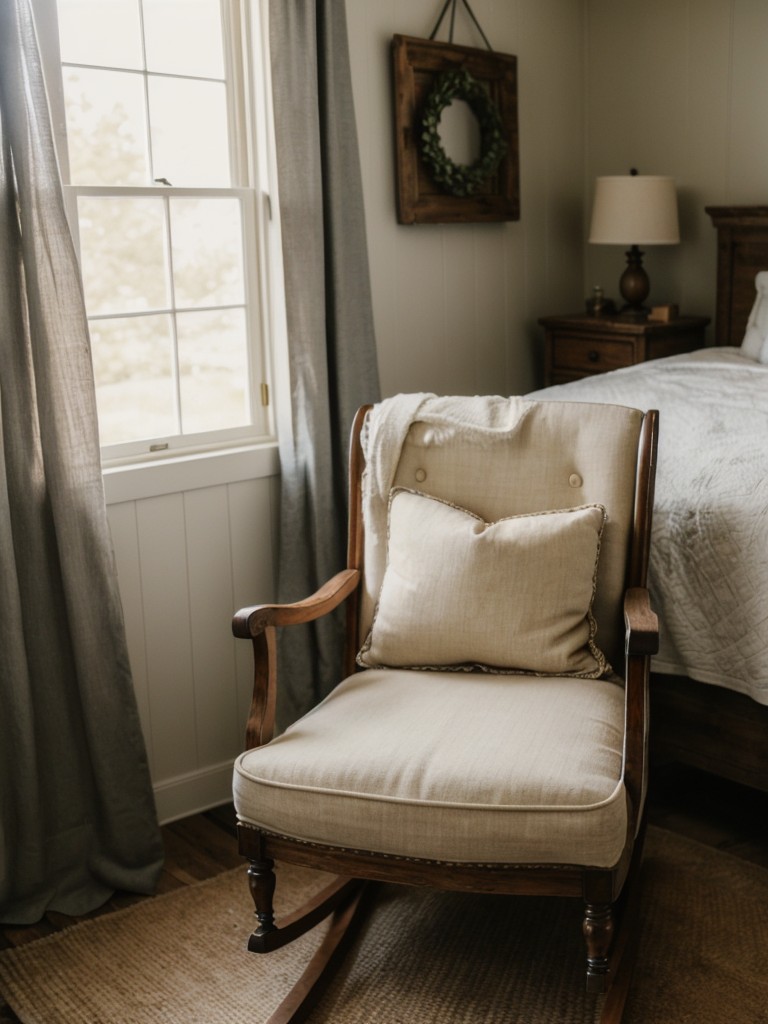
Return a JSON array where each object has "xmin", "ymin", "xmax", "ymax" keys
[{"xmin": 32, "ymin": 0, "xmax": 282, "ymax": 489}]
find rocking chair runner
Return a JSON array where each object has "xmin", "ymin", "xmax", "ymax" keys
[{"xmin": 232, "ymin": 395, "xmax": 659, "ymax": 1024}]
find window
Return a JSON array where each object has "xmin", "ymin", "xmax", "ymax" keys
[{"xmin": 40, "ymin": 0, "xmax": 273, "ymax": 462}]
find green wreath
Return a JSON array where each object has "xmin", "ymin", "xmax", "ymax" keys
[{"xmin": 420, "ymin": 69, "xmax": 507, "ymax": 198}]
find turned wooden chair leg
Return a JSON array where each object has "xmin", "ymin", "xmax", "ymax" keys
[
  {"xmin": 583, "ymin": 901, "xmax": 614, "ymax": 992},
  {"xmin": 247, "ymin": 857, "xmax": 277, "ymax": 947},
  {"xmin": 244, "ymin": 852, "xmax": 367, "ymax": 955},
  {"xmin": 597, "ymin": 836, "xmax": 648, "ymax": 1024},
  {"xmin": 242, "ymin": 857, "xmax": 371, "ymax": 1024}
]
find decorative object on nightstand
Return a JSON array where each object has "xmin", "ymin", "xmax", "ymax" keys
[
  {"xmin": 588, "ymin": 170, "xmax": 680, "ymax": 318},
  {"xmin": 585, "ymin": 285, "xmax": 616, "ymax": 316},
  {"xmin": 647, "ymin": 304, "xmax": 679, "ymax": 323},
  {"xmin": 538, "ymin": 311, "xmax": 709, "ymax": 386}
]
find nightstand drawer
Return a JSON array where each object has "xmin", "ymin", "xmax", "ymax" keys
[
  {"xmin": 551, "ymin": 334, "xmax": 635, "ymax": 374},
  {"xmin": 539, "ymin": 312, "xmax": 710, "ymax": 386}
]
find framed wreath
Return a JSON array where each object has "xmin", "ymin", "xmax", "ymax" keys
[
  {"xmin": 419, "ymin": 69, "xmax": 507, "ymax": 198},
  {"xmin": 392, "ymin": 35, "xmax": 519, "ymax": 224}
]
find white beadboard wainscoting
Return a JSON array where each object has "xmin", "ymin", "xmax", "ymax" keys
[{"xmin": 105, "ymin": 446, "xmax": 280, "ymax": 824}]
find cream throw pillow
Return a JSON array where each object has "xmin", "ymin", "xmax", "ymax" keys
[
  {"xmin": 357, "ymin": 489, "xmax": 609, "ymax": 677},
  {"xmin": 741, "ymin": 271, "xmax": 768, "ymax": 363}
]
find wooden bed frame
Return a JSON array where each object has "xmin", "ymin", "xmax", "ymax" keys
[{"xmin": 649, "ymin": 206, "xmax": 768, "ymax": 792}]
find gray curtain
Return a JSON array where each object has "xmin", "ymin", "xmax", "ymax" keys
[
  {"xmin": 0, "ymin": 0, "xmax": 163, "ymax": 924},
  {"xmin": 269, "ymin": 0, "xmax": 380, "ymax": 727}
]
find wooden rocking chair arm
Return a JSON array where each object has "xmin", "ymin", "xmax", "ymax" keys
[
  {"xmin": 623, "ymin": 588, "xmax": 656, "ymax": 833},
  {"xmin": 233, "ymin": 568, "xmax": 361, "ymax": 639},
  {"xmin": 624, "ymin": 587, "xmax": 659, "ymax": 657}
]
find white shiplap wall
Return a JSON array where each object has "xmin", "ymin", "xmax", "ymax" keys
[{"xmin": 106, "ymin": 450, "xmax": 279, "ymax": 823}]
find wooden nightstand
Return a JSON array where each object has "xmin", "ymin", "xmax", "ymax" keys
[{"xmin": 538, "ymin": 313, "xmax": 710, "ymax": 386}]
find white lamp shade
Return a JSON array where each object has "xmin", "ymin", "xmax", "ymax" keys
[{"xmin": 588, "ymin": 175, "xmax": 680, "ymax": 245}]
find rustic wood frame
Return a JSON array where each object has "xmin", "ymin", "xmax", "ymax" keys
[{"xmin": 392, "ymin": 34, "xmax": 519, "ymax": 224}]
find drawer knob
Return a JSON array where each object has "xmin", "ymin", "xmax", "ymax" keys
[{"xmin": 588, "ymin": 349, "xmax": 600, "ymax": 362}]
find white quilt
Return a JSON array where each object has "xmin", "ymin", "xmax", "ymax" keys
[{"xmin": 529, "ymin": 347, "xmax": 768, "ymax": 705}]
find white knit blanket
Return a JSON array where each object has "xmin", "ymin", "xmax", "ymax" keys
[
  {"xmin": 360, "ymin": 394, "xmax": 535, "ymax": 637},
  {"xmin": 529, "ymin": 347, "xmax": 768, "ymax": 705}
]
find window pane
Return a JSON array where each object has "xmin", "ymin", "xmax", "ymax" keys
[
  {"xmin": 142, "ymin": 0, "xmax": 224, "ymax": 78},
  {"xmin": 63, "ymin": 68, "xmax": 148, "ymax": 185},
  {"xmin": 177, "ymin": 309, "xmax": 249, "ymax": 433},
  {"xmin": 57, "ymin": 0, "xmax": 143, "ymax": 69},
  {"xmin": 90, "ymin": 315, "xmax": 177, "ymax": 444},
  {"xmin": 78, "ymin": 196, "xmax": 170, "ymax": 315},
  {"xmin": 148, "ymin": 77, "xmax": 230, "ymax": 187},
  {"xmin": 170, "ymin": 198, "xmax": 244, "ymax": 309}
]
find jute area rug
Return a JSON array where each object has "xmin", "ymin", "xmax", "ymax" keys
[{"xmin": 1, "ymin": 826, "xmax": 767, "ymax": 1024}]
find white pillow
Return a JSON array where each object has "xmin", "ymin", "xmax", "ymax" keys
[
  {"xmin": 357, "ymin": 489, "xmax": 610, "ymax": 678},
  {"xmin": 741, "ymin": 271, "xmax": 768, "ymax": 363}
]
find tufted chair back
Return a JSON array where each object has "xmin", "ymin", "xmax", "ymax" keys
[{"xmin": 359, "ymin": 396, "xmax": 645, "ymax": 670}]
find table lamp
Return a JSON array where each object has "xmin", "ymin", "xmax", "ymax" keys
[{"xmin": 588, "ymin": 172, "xmax": 679, "ymax": 318}]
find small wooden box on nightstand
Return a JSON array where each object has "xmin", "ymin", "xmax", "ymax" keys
[{"xmin": 538, "ymin": 313, "xmax": 710, "ymax": 387}]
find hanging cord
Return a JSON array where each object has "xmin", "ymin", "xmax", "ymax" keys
[{"xmin": 428, "ymin": 0, "xmax": 493, "ymax": 51}]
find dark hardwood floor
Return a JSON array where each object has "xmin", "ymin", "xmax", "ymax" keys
[
  {"xmin": 647, "ymin": 761, "xmax": 768, "ymax": 868},
  {"xmin": 1, "ymin": 764, "xmax": 767, "ymax": 1021}
]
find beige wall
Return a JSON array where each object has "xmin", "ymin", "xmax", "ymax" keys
[
  {"xmin": 585, "ymin": 0, "xmax": 768, "ymax": 335},
  {"xmin": 345, "ymin": 0, "xmax": 587, "ymax": 397},
  {"xmin": 350, "ymin": 0, "xmax": 768, "ymax": 388}
]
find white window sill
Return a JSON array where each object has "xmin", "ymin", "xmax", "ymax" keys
[{"xmin": 103, "ymin": 442, "xmax": 281, "ymax": 504}]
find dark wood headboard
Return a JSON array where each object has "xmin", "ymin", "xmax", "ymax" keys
[{"xmin": 706, "ymin": 205, "xmax": 768, "ymax": 346}]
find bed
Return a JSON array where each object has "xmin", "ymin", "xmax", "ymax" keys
[{"xmin": 530, "ymin": 205, "xmax": 768, "ymax": 792}]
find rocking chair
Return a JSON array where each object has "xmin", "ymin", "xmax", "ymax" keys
[{"xmin": 232, "ymin": 395, "xmax": 659, "ymax": 1023}]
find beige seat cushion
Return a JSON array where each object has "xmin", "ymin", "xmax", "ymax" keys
[{"xmin": 233, "ymin": 668, "xmax": 629, "ymax": 869}]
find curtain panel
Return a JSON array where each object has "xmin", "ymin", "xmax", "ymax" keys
[
  {"xmin": 0, "ymin": 0, "xmax": 163, "ymax": 924},
  {"xmin": 269, "ymin": 0, "xmax": 381, "ymax": 727}
]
